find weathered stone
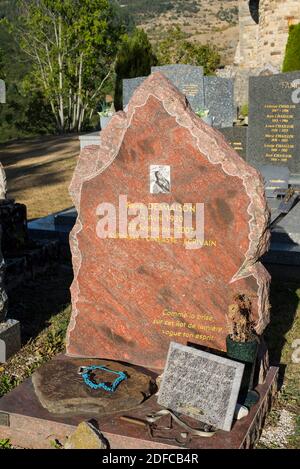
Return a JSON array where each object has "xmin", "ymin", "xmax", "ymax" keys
[
  {"xmin": 66, "ymin": 72, "xmax": 270, "ymax": 370},
  {"xmin": 157, "ymin": 342, "xmax": 245, "ymax": 432},
  {"xmin": 64, "ymin": 421, "xmax": 107, "ymax": 449},
  {"xmin": 32, "ymin": 357, "xmax": 155, "ymax": 415},
  {"xmin": 0, "ymin": 162, "xmax": 7, "ymax": 200},
  {"xmin": 0, "ymin": 202, "xmax": 28, "ymax": 257},
  {"xmin": 0, "ymin": 319, "xmax": 21, "ymax": 363}
]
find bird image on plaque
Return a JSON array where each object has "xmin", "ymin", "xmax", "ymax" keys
[{"xmin": 150, "ymin": 165, "xmax": 171, "ymax": 194}]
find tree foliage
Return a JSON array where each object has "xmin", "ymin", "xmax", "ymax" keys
[
  {"xmin": 114, "ymin": 28, "xmax": 156, "ymax": 110},
  {"xmin": 155, "ymin": 26, "xmax": 220, "ymax": 75},
  {"xmin": 11, "ymin": 0, "xmax": 127, "ymax": 133},
  {"xmin": 283, "ymin": 24, "xmax": 300, "ymax": 73},
  {"xmin": 0, "ymin": 9, "xmax": 55, "ymax": 142}
]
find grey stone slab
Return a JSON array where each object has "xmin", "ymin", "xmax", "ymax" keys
[
  {"xmin": 151, "ymin": 64, "xmax": 205, "ymax": 111},
  {"xmin": 157, "ymin": 342, "xmax": 244, "ymax": 432},
  {"xmin": 263, "ymin": 242, "xmax": 300, "ymax": 266},
  {"xmin": 0, "ymin": 319, "xmax": 21, "ymax": 363},
  {"xmin": 123, "ymin": 77, "xmax": 147, "ymax": 107},
  {"xmin": 204, "ymin": 77, "xmax": 236, "ymax": 128},
  {"xmin": 247, "ymin": 72, "xmax": 300, "ymax": 173},
  {"xmin": 0, "ymin": 80, "xmax": 5, "ymax": 104},
  {"xmin": 218, "ymin": 127, "xmax": 247, "ymax": 159},
  {"xmin": 270, "ymin": 199, "xmax": 300, "ymax": 245}
]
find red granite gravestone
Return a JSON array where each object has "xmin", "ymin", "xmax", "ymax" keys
[{"xmin": 66, "ymin": 72, "xmax": 271, "ymax": 370}]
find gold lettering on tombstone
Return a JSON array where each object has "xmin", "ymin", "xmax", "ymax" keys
[
  {"xmin": 263, "ymin": 103, "xmax": 296, "ymax": 163},
  {"xmin": 182, "ymin": 84, "xmax": 199, "ymax": 97}
]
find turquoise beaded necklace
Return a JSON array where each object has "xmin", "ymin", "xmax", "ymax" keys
[{"xmin": 80, "ymin": 365, "xmax": 127, "ymax": 392}]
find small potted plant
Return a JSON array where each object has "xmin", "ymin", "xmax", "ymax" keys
[
  {"xmin": 98, "ymin": 103, "xmax": 114, "ymax": 130},
  {"xmin": 195, "ymin": 108, "xmax": 213, "ymax": 126},
  {"xmin": 226, "ymin": 293, "xmax": 260, "ymax": 407}
]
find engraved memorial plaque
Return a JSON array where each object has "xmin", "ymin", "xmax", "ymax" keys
[
  {"xmin": 158, "ymin": 342, "xmax": 244, "ymax": 431},
  {"xmin": 247, "ymin": 72, "xmax": 300, "ymax": 173},
  {"xmin": 151, "ymin": 64, "xmax": 205, "ymax": 111}
]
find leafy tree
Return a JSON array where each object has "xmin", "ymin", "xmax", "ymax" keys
[
  {"xmin": 114, "ymin": 28, "xmax": 156, "ymax": 110},
  {"xmin": 0, "ymin": 12, "xmax": 55, "ymax": 142},
  {"xmin": 283, "ymin": 24, "xmax": 300, "ymax": 73},
  {"xmin": 155, "ymin": 26, "xmax": 220, "ymax": 75},
  {"xmin": 10, "ymin": 0, "xmax": 127, "ymax": 133}
]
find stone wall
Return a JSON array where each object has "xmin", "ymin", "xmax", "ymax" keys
[
  {"xmin": 236, "ymin": 0, "xmax": 300, "ymax": 70},
  {"xmin": 258, "ymin": 0, "xmax": 300, "ymax": 69},
  {"xmin": 234, "ymin": 0, "xmax": 259, "ymax": 69},
  {"xmin": 220, "ymin": 0, "xmax": 300, "ymax": 107}
]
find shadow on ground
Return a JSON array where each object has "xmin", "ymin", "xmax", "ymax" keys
[
  {"xmin": 7, "ymin": 264, "xmax": 73, "ymax": 345},
  {"xmin": 0, "ymin": 134, "xmax": 80, "ymax": 167},
  {"xmin": 264, "ymin": 276, "xmax": 300, "ymax": 382}
]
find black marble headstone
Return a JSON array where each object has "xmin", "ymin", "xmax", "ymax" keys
[
  {"xmin": 219, "ymin": 127, "xmax": 248, "ymax": 159},
  {"xmin": 158, "ymin": 342, "xmax": 244, "ymax": 432},
  {"xmin": 247, "ymin": 72, "xmax": 300, "ymax": 173},
  {"xmin": 151, "ymin": 64, "xmax": 205, "ymax": 111},
  {"xmin": 204, "ymin": 77, "xmax": 236, "ymax": 128},
  {"xmin": 260, "ymin": 165, "xmax": 289, "ymax": 198}
]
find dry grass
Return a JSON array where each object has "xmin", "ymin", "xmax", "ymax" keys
[
  {"xmin": 137, "ymin": 0, "xmax": 239, "ymax": 65},
  {"xmin": 0, "ymin": 134, "xmax": 80, "ymax": 219}
]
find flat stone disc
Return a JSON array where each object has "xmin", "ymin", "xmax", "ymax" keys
[{"xmin": 32, "ymin": 357, "xmax": 156, "ymax": 415}]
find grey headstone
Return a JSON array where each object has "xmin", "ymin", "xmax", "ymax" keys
[
  {"xmin": 0, "ymin": 80, "xmax": 5, "ymax": 104},
  {"xmin": 151, "ymin": 64, "xmax": 205, "ymax": 111},
  {"xmin": 204, "ymin": 77, "xmax": 236, "ymax": 128},
  {"xmin": 123, "ymin": 76, "xmax": 147, "ymax": 108},
  {"xmin": 247, "ymin": 72, "xmax": 300, "ymax": 173},
  {"xmin": 270, "ymin": 199, "xmax": 300, "ymax": 246},
  {"xmin": 260, "ymin": 165, "xmax": 289, "ymax": 198},
  {"xmin": 219, "ymin": 127, "xmax": 248, "ymax": 159},
  {"xmin": 158, "ymin": 342, "xmax": 244, "ymax": 432},
  {"xmin": 0, "ymin": 319, "xmax": 21, "ymax": 363}
]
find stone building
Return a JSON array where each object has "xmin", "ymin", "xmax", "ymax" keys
[
  {"xmin": 235, "ymin": 0, "xmax": 300, "ymax": 70},
  {"xmin": 218, "ymin": 0, "xmax": 300, "ymax": 107}
]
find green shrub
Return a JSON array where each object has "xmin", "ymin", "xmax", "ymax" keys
[
  {"xmin": 155, "ymin": 26, "xmax": 220, "ymax": 75},
  {"xmin": 114, "ymin": 28, "xmax": 157, "ymax": 110},
  {"xmin": 283, "ymin": 24, "xmax": 300, "ymax": 72},
  {"xmin": 0, "ymin": 439, "xmax": 12, "ymax": 449}
]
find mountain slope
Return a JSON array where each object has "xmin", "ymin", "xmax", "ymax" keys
[{"xmin": 119, "ymin": 0, "xmax": 239, "ymax": 65}]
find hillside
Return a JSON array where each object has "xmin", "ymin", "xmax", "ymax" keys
[{"xmin": 119, "ymin": 0, "xmax": 239, "ymax": 65}]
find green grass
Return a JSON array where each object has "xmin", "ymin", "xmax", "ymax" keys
[{"xmin": 0, "ymin": 439, "xmax": 12, "ymax": 449}]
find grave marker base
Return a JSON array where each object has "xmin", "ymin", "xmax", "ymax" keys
[{"xmin": 0, "ymin": 355, "xmax": 278, "ymax": 449}]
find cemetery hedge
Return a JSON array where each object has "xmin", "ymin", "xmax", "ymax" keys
[{"xmin": 283, "ymin": 24, "xmax": 300, "ymax": 73}]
